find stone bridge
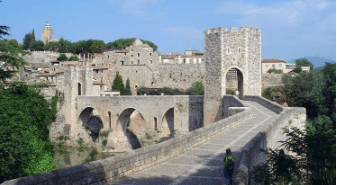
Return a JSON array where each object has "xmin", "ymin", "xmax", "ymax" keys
[
  {"xmin": 2, "ymin": 96, "xmax": 306, "ymax": 185},
  {"xmin": 75, "ymin": 95, "xmax": 203, "ymax": 151}
]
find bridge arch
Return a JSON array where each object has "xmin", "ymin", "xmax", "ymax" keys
[
  {"xmin": 224, "ymin": 67, "xmax": 244, "ymax": 99},
  {"xmin": 161, "ymin": 107, "xmax": 174, "ymax": 138},
  {"xmin": 115, "ymin": 108, "xmax": 146, "ymax": 150},
  {"xmin": 78, "ymin": 107, "xmax": 103, "ymax": 142}
]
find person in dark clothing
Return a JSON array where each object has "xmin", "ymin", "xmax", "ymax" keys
[{"xmin": 224, "ymin": 148, "xmax": 236, "ymax": 185}]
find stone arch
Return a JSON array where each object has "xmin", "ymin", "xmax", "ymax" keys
[
  {"xmin": 78, "ymin": 107, "xmax": 103, "ymax": 142},
  {"xmin": 161, "ymin": 107, "xmax": 174, "ymax": 138},
  {"xmin": 225, "ymin": 67, "xmax": 244, "ymax": 99},
  {"xmin": 115, "ymin": 108, "xmax": 146, "ymax": 150}
]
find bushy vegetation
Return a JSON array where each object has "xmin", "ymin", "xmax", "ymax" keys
[
  {"xmin": 267, "ymin": 68, "xmax": 283, "ymax": 74},
  {"xmin": 68, "ymin": 55, "xmax": 79, "ymax": 61},
  {"xmin": 137, "ymin": 81, "xmax": 204, "ymax": 95},
  {"xmin": 57, "ymin": 53, "xmax": 68, "ymax": 61},
  {"xmin": 0, "ymin": 85, "xmax": 58, "ymax": 182},
  {"xmin": 226, "ymin": 88, "xmax": 235, "ymax": 95},
  {"xmin": 262, "ymin": 86, "xmax": 286, "ymax": 104},
  {"xmin": 254, "ymin": 62, "xmax": 336, "ymax": 185},
  {"xmin": 106, "ymin": 38, "xmax": 157, "ymax": 51}
]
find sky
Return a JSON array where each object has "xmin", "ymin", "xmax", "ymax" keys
[{"xmin": 1, "ymin": 0, "xmax": 336, "ymax": 65}]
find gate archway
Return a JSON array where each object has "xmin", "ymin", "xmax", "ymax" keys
[
  {"xmin": 225, "ymin": 68, "xmax": 244, "ymax": 99},
  {"xmin": 161, "ymin": 108, "xmax": 174, "ymax": 138}
]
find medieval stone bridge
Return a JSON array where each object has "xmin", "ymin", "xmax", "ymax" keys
[{"xmin": 2, "ymin": 96, "xmax": 306, "ymax": 185}]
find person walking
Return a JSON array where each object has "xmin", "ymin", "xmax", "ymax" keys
[
  {"xmin": 224, "ymin": 148, "xmax": 236, "ymax": 185},
  {"xmin": 235, "ymin": 89, "xmax": 239, "ymax": 98}
]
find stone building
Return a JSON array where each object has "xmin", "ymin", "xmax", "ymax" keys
[{"xmin": 261, "ymin": 58, "xmax": 310, "ymax": 74}]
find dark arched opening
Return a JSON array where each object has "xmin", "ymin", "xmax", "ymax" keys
[
  {"xmin": 79, "ymin": 107, "xmax": 103, "ymax": 142},
  {"xmin": 108, "ymin": 111, "xmax": 111, "ymax": 129},
  {"xmin": 226, "ymin": 68, "xmax": 244, "ymax": 99},
  {"xmin": 78, "ymin": 83, "xmax": 82, "ymax": 95}
]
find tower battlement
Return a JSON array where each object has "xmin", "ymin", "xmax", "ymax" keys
[{"xmin": 204, "ymin": 26, "xmax": 261, "ymax": 35}]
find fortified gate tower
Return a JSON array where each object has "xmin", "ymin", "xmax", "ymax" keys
[{"xmin": 204, "ymin": 27, "xmax": 261, "ymax": 126}]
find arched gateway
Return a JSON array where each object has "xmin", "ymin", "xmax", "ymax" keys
[{"xmin": 204, "ymin": 27, "xmax": 262, "ymax": 125}]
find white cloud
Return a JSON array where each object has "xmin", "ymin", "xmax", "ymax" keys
[
  {"xmin": 163, "ymin": 27, "xmax": 203, "ymax": 39},
  {"xmin": 107, "ymin": 0, "xmax": 162, "ymax": 18}
]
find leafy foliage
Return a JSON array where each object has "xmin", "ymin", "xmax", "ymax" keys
[
  {"xmin": 23, "ymin": 30, "xmax": 35, "ymax": 50},
  {"xmin": 226, "ymin": 88, "xmax": 235, "ymax": 95},
  {"xmin": 111, "ymin": 72, "xmax": 126, "ymax": 95},
  {"xmin": 89, "ymin": 40, "xmax": 106, "ymax": 53},
  {"xmin": 0, "ymin": 85, "xmax": 57, "ymax": 182},
  {"xmin": 262, "ymin": 86, "xmax": 287, "ymax": 104},
  {"xmin": 137, "ymin": 81, "xmax": 204, "ymax": 95},
  {"xmin": 295, "ymin": 58, "xmax": 313, "ymax": 70},
  {"xmin": 68, "ymin": 55, "xmax": 79, "ymax": 61},
  {"xmin": 0, "ymin": 40, "xmax": 28, "ymax": 83},
  {"xmin": 125, "ymin": 78, "xmax": 132, "ymax": 95},
  {"xmin": 57, "ymin": 54, "xmax": 68, "ymax": 61},
  {"xmin": 293, "ymin": 65, "xmax": 302, "ymax": 73},
  {"xmin": 107, "ymin": 38, "xmax": 158, "ymax": 51},
  {"xmin": 267, "ymin": 68, "xmax": 283, "ymax": 74},
  {"xmin": 29, "ymin": 40, "xmax": 45, "ymax": 51}
]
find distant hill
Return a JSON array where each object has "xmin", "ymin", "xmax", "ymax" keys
[{"xmin": 288, "ymin": 56, "xmax": 336, "ymax": 69}]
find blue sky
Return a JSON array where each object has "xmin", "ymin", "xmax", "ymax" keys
[{"xmin": 1, "ymin": 0, "xmax": 336, "ymax": 64}]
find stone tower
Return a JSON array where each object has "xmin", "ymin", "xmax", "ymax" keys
[
  {"xmin": 204, "ymin": 27, "xmax": 261, "ymax": 126},
  {"xmin": 64, "ymin": 65, "xmax": 93, "ymax": 139},
  {"xmin": 41, "ymin": 22, "xmax": 53, "ymax": 44}
]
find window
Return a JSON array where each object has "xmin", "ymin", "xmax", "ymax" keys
[
  {"xmin": 121, "ymin": 61, "xmax": 124, "ymax": 65},
  {"xmin": 138, "ymin": 53, "xmax": 140, "ymax": 57},
  {"xmin": 278, "ymin": 64, "xmax": 282, "ymax": 68},
  {"xmin": 228, "ymin": 48, "xmax": 230, "ymax": 53},
  {"xmin": 137, "ymin": 60, "xmax": 140, "ymax": 65},
  {"xmin": 239, "ymin": 48, "xmax": 240, "ymax": 53},
  {"xmin": 150, "ymin": 60, "xmax": 152, "ymax": 64},
  {"xmin": 150, "ymin": 53, "xmax": 152, "ymax": 56},
  {"xmin": 272, "ymin": 64, "xmax": 275, "ymax": 68},
  {"xmin": 265, "ymin": 64, "xmax": 269, "ymax": 67}
]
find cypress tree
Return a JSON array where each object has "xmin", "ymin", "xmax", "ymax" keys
[
  {"xmin": 111, "ymin": 72, "xmax": 126, "ymax": 95},
  {"xmin": 125, "ymin": 78, "xmax": 132, "ymax": 95}
]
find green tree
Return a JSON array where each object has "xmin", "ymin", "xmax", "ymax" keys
[
  {"xmin": 185, "ymin": 81, "xmax": 204, "ymax": 95},
  {"xmin": 0, "ymin": 85, "xmax": 57, "ymax": 182},
  {"xmin": 29, "ymin": 40, "xmax": 44, "ymax": 51},
  {"xmin": 0, "ymin": 40, "xmax": 28, "ymax": 83},
  {"xmin": 44, "ymin": 41, "xmax": 59, "ymax": 52},
  {"xmin": 57, "ymin": 54, "xmax": 68, "ymax": 61},
  {"xmin": 295, "ymin": 58, "xmax": 313, "ymax": 70},
  {"xmin": 89, "ymin": 40, "xmax": 106, "ymax": 53},
  {"xmin": 107, "ymin": 38, "xmax": 158, "ymax": 51},
  {"xmin": 111, "ymin": 72, "xmax": 126, "ymax": 95},
  {"xmin": 68, "ymin": 55, "xmax": 79, "ymax": 61},
  {"xmin": 0, "ymin": 26, "xmax": 10, "ymax": 38},
  {"xmin": 293, "ymin": 65, "xmax": 302, "ymax": 73},
  {"xmin": 58, "ymin": 37, "xmax": 74, "ymax": 53},
  {"xmin": 6, "ymin": 39, "xmax": 18, "ymax": 48},
  {"xmin": 73, "ymin": 40, "xmax": 87, "ymax": 54},
  {"xmin": 125, "ymin": 77, "xmax": 132, "ymax": 95},
  {"xmin": 23, "ymin": 30, "xmax": 35, "ymax": 50}
]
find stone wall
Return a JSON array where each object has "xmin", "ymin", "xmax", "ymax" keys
[
  {"xmin": 1, "ymin": 105, "xmax": 252, "ymax": 185},
  {"xmin": 261, "ymin": 73, "xmax": 283, "ymax": 90},
  {"xmin": 234, "ymin": 98, "xmax": 306, "ymax": 185}
]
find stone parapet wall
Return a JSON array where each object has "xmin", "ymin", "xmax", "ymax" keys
[
  {"xmin": 234, "ymin": 98, "xmax": 306, "ymax": 185},
  {"xmin": 244, "ymin": 95, "xmax": 284, "ymax": 114},
  {"xmin": 1, "ymin": 106, "xmax": 253, "ymax": 185},
  {"xmin": 261, "ymin": 73, "xmax": 283, "ymax": 90}
]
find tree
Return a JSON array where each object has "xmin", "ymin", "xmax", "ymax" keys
[
  {"xmin": 89, "ymin": 40, "xmax": 106, "ymax": 53},
  {"xmin": 111, "ymin": 72, "xmax": 126, "ymax": 95},
  {"xmin": 0, "ymin": 85, "xmax": 57, "ymax": 182},
  {"xmin": 29, "ymin": 40, "xmax": 44, "ymax": 51},
  {"xmin": 68, "ymin": 55, "xmax": 79, "ymax": 61},
  {"xmin": 125, "ymin": 78, "xmax": 132, "ymax": 95},
  {"xmin": 107, "ymin": 38, "xmax": 158, "ymax": 51},
  {"xmin": 0, "ymin": 26, "xmax": 10, "ymax": 38},
  {"xmin": 23, "ymin": 30, "xmax": 35, "ymax": 50},
  {"xmin": 58, "ymin": 37, "xmax": 74, "ymax": 53},
  {"xmin": 57, "ymin": 54, "xmax": 68, "ymax": 61},
  {"xmin": 0, "ymin": 40, "xmax": 28, "ymax": 83},
  {"xmin": 293, "ymin": 65, "xmax": 302, "ymax": 73},
  {"xmin": 295, "ymin": 58, "xmax": 313, "ymax": 70}
]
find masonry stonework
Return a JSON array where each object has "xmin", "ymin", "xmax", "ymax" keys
[{"xmin": 204, "ymin": 27, "xmax": 261, "ymax": 126}]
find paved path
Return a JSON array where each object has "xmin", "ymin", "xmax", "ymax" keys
[{"xmin": 112, "ymin": 101, "xmax": 279, "ymax": 185}]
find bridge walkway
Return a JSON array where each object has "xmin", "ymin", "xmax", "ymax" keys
[{"xmin": 112, "ymin": 101, "xmax": 279, "ymax": 185}]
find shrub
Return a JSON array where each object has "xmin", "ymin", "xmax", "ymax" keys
[
  {"xmin": 68, "ymin": 56, "xmax": 79, "ymax": 61},
  {"xmin": 268, "ymin": 68, "xmax": 283, "ymax": 74},
  {"xmin": 57, "ymin": 54, "xmax": 68, "ymax": 61}
]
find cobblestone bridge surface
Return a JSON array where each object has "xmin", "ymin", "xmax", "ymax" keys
[{"xmin": 111, "ymin": 101, "xmax": 279, "ymax": 185}]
